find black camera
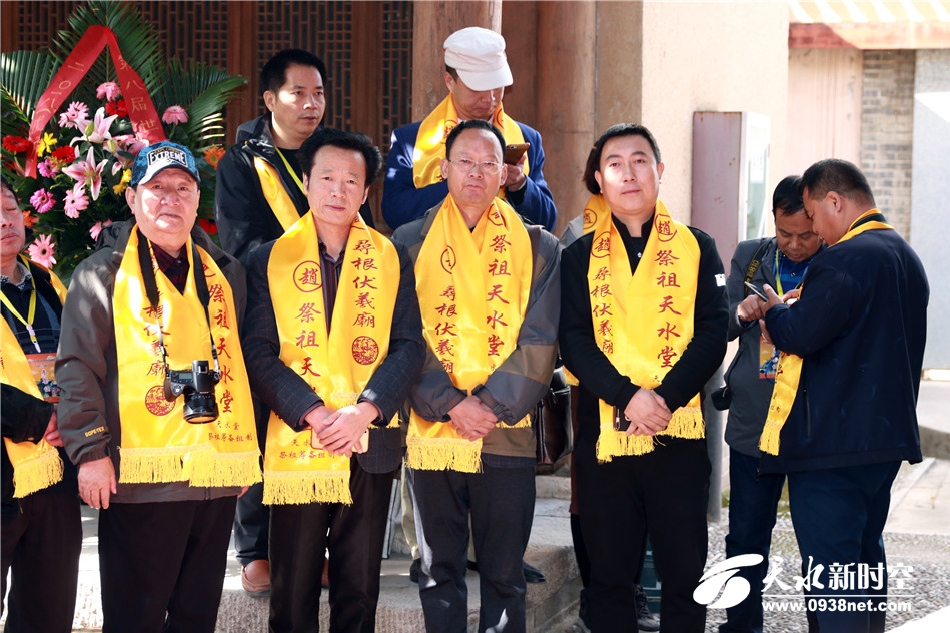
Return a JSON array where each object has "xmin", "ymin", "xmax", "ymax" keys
[{"xmin": 163, "ymin": 360, "xmax": 220, "ymax": 423}]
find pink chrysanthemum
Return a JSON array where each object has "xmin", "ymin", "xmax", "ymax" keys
[
  {"xmin": 27, "ymin": 234, "xmax": 57, "ymax": 268},
  {"xmin": 89, "ymin": 219, "xmax": 112, "ymax": 242},
  {"xmin": 64, "ymin": 184, "xmax": 89, "ymax": 219},
  {"xmin": 161, "ymin": 105, "xmax": 189, "ymax": 125},
  {"xmin": 29, "ymin": 189, "xmax": 55, "ymax": 214},
  {"xmin": 96, "ymin": 81, "xmax": 121, "ymax": 101},
  {"xmin": 58, "ymin": 101, "xmax": 90, "ymax": 130},
  {"xmin": 38, "ymin": 159, "xmax": 60, "ymax": 178}
]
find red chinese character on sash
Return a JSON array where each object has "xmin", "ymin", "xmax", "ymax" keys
[
  {"xmin": 296, "ymin": 302, "xmax": 321, "ymax": 323},
  {"xmin": 655, "ymin": 218, "xmax": 673, "ymax": 236},
  {"xmin": 598, "ymin": 320, "xmax": 612, "ymax": 338},
  {"xmin": 593, "ymin": 235, "xmax": 610, "ymax": 254},
  {"xmin": 655, "ymin": 250, "xmax": 679, "ymax": 266},
  {"xmin": 296, "ymin": 330, "xmax": 319, "ymax": 348},
  {"xmin": 488, "ymin": 259, "xmax": 511, "ymax": 276},
  {"xmin": 350, "ymin": 256, "xmax": 378, "ymax": 270},
  {"xmin": 435, "ymin": 322, "xmax": 457, "ymax": 337},
  {"xmin": 214, "ymin": 308, "xmax": 229, "ymax": 329},
  {"xmin": 436, "ymin": 339, "xmax": 454, "ymax": 357},
  {"xmin": 353, "ymin": 239, "xmax": 372, "ymax": 255},
  {"xmin": 487, "ymin": 310, "xmax": 508, "ymax": 330},
  {"xmin": 602, "ymin": 340, "xmax": 614, "ymax": 354},
  {"xmin": 592, "ymin": 302, "xmax": 613, "ymax": 317},
  {"xmin": 594, "ymin": 266, "xmax": 609, "ymax": 281},
  {"xmin": 221, "ymin": 389, "xmax": 234, "ymax": 413},
  {"xmin": 355, "ymin": 292, "xmax": 375, "ymax": 309},
  {"xmin": 487, "ymin": 284, "xmax": 510, "ymax": 304},
  {"xmin": 658, "ymin": 295, "xmax": 682, "ymax": 315},
  {"xmin": 298, "ymin": 266, "xmax": 320, "ymax": 287},
  {"xmin": 217, "ymin": 337, "xmax": 231, "ymax": 358},
  {"xmin": 441, "ymin": 359, "xmax": 454, "ymax": 373},
  {"xmin": 147, "ymin": 361, "xmax": 163, "ymax": 377},
  {"xmin": 144, "ymin": 304, "xmax": 164, "ymax": 320},
  {"xmin": 487, "ymin": 334, "xmax": 504, "ymax": 356},
  {"xmin": 441, "ymin": 286, "xmax": 456, "ymax": 301},
  {"xmin": 299, "ymin": 357, "xmax": 320, "ymax": 377},
  {"xmin": 435, "ymin": 303, "xmax": 457, "ymax": 317},
  {"xmin": 657, "ymin": 345, "xmax": 678, "ymax": 368},
  {"xmin": 209, "ymin": 283, "xmax": 225, "ymax": 303},
  {"xmin": 656, "ymin": 271, "xmax": 680, "ymax": 287},
  {"xmin": 219, "ymin": 366, "xmax": 233, "ymax": 384},
  {"xmin": 491, "ymin": 235, "xmax": 511, "ymax": 253},
  {"xmin": 354, "ymin": 312, "xmax": 375, "ymax": 328},
  {"xmin": 353, "ymin": 275, "xmax": 377, "ymax": 289},
  {"xmin": 657, "ymin": 322, "xmax": 680, "ymax": 340}
]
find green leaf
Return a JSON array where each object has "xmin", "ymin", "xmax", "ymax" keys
[{"xmin": 1, "ymin": 50, "xmax": 58, "ymax": 124}]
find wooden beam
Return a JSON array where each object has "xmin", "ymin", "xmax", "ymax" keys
[
  {"xmin": 790, "ymin": 22, "xmax": 950, "ymax": 49},
  {"xmin": 225, "ymin": 1, "xmax": 258, "ymax": 144}
]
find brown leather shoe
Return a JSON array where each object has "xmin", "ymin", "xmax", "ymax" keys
[{"xmin": 241, "ymin": 559, "xmax": 271, "ymax": 595}]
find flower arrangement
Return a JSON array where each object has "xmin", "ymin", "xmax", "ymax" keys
[{"xmin": 1, "ymin": 1, "xmax": 245, "ymax": 279}]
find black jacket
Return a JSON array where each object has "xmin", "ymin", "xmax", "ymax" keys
[
  {"xmin": 559, "ymin": 213, "xmax": 729, "ymax": 446},
  {"xmin": 762, "ymin": 222, "xmax": 929, "ymax": 472},
  {"xmin": 214, "ymin": 114, "xmax": 374, "ymax": 266}
]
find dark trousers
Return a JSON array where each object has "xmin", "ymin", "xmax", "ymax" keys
[
  {"xmin": 408, "ymin": 464, "xmax": 536, "ymax": 633},
  {"xmin": 98, "ymin": 495, "xmax": 237, "ymax": 633},
  {"xmin": 1, "ymin": 489, "xmax": 82, "ymax": 633},
  {"xmin": 233, "ymin": 480, "xmax": 269, "ymax": 566},
  {"xmin": 577, "ymin": 435, "xmax": 710, "ymax": 633},
  {"xmin": 720, "ymin": 448, "xmax": 786, "ymax": 633},
  {"xmin": 268, "ymin": 459, "xmax": 396, "ymax": 633},
  {"xmin": 787, "ymin": 461, "xmax": 899, "ymax": 633}
]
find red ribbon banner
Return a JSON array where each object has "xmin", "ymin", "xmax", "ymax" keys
[{"xmin": 25, "ymin": 24, "xmax": 165, "ymax": 177}]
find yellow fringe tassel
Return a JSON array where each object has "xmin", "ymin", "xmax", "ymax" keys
[
  {"xmin": 511, "ymin": 413, "xmax": 532, "ymax": 429},
  {"xmin": 118, "ymin": 447, "xmax": 189, "ymax": 483},
  {"xmin": 263, "ymin": 470, "xmax": 352, "ymax": 505},
  {"xmin": 12, "ymin": 448, "xmax": 64, "ymax": 498},
  {"xmin": 596, "ymin": 407, "xmax": 705, "ymax": 463},
  {"xmin": 185, "ymin": 450, "xmax": 263, "ymax": 488},
  {"xmin": 406, "ymin": 437, "xmax": 483, "ymax": 473}
]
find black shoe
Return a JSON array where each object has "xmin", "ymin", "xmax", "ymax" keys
[
  {"xmin": 635, "ymin": 583, "xmax": 660, "ymax": 631},
  {"xmin": 523, "ymin": 561, "xmax": 546, "ymax": 583},
  {"xmin": 409, "ymin": 558, "xmax": 420, "ymax": 583}
]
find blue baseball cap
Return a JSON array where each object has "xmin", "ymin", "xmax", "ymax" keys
[{"xmin": 130, "ymin": 141, "xmax": 200, "ymax": 187}]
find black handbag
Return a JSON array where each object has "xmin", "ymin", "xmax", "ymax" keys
[{"xmin": 536, "ymin": 367, "xmax": 573, "ymax": 465}]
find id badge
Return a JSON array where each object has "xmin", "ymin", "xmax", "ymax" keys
[
  {"xmin": 26, "ymin": 353, "xmax": 60, "ymax": 402},
  {"xmin": 758, "ymin": 335, "xmax": 778, "ymax": 380}
]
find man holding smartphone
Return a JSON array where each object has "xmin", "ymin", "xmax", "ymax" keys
[
  {"xmin": 718, "ymin": 176, "xmax": 823, "ymax": 633},
  {"xmin": 382, "ymin": 26, "xmax": 557, "ymax": 231}
]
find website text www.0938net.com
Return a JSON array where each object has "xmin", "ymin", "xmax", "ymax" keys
[{"xmin": 764, "ymin": 598, "xmax": 913, "ymax": 614}]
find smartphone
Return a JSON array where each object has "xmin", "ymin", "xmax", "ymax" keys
[
  {"xmin": 744, "ymin": 281, "xmax": 768, "ymax": 300},
  {"xmin": 504, "ymin": 143, "xmax": 530, "ymax": 165},
  {"xmin": 612, "ymin": 406, "xmax": 630, "ymax": 432},
  {"xmin": 311, "ymin": 428, "xmax": 369, "ymax": 453}
]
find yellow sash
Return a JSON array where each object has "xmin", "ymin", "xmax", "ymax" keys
[
  {"xmin": 113, "ymin": 228, "xmax": 261, "ymax": 487},
  {"xmin": 412, "ymin": 94, "xmax": 528, "ymax": 196},
  {"xmin": 253, "ymin": 156, "xmax": 303, "ymax": 232},
  {"xmin": 262, "ymin": 212, "xmax": 399, "ymax": 505},
  {"xmin": 759, "ymin": 209, "xmax": 893, "ymax": 455},
  {"xmin": 585, "ymin": 195, "xmax": 704, "ymax": 461},
  {"xmin": 0, "ymin": 259, "xmax": 67, "ymax": 497},
  {"xmin": 408, "ymin": 196, "xmax": 532, "ymax": 472}
]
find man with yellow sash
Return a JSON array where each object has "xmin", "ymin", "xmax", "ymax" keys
[
  {"xmin": 754, "ymin": 159, "xmax": 929, "ymax": 633},
  {"xmin": 241, "ymin": 128, "xmax": 424, "ymax": 633},
  {"xmin": 1, "ymin": 177, "xmax": 81, "ymax": 632},
  {"xmin": 391, "ymin": 119, "xmax": 560, "ymax": 633},
  {"xmin": 559, "ymin": 123, "xmax": 728, "ymax": 632},
  {"xmin": 382, "ymin": 26, "xmax": 557, "ymax": 231},
  {"xmin": 56, "ymin": 142, "xmax": 261, "ymax": 633},
  {"xmin": 215, "ymin": 48, "xmax": 375, "ymax": 595}
]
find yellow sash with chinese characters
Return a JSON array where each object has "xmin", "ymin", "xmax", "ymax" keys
[
  {"xmin": 759, "ymin": 209, "xmax": 893, "ymax": 455},
  {"xmin": 263, "ymin": 212, "xmax": 399, "ymax": 505},
  {"xmin": 586, "ymin": 195, "xmax": 704, "ymax": 461},
  {"xmin": 412, "ymin": 94, "xmax": 528, "ymax": 195},
  {"xmin": 408, "ymin": 196, "xmax": 532, "ymax": 472},
  {"xmin": 113, "ymin": 228, "xmax": 260, "ymax": 487},
  {"xmin": 0, "ymin": 260, "xmax": 67, "ymax": 497},
  {"xmin": 253, "ymin": 156, "xmax": 302, "ymax": 232}
]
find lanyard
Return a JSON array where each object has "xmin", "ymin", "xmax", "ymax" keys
[
  {"xmin": 773, "ymin": 249, "xmax": 805, "ymax": 297},
  {"xmin": 275, "ymin": 147, "xmax": 306, "ymax": 195},
  {"xmin": 0, "ymin": 258, "xmax": 42, "ymax": 353}
]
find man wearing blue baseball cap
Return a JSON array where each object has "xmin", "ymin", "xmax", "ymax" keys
[{"xmin": 57, "ymin": 141, "xmax": 262, "ymax": 633}]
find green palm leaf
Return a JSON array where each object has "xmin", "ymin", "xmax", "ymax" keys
[
  {"xmin": 156, "ymin": 59, "xmax": 247, "ymax": 147},
  {"xmin": 0, "ymin": 50, "xmax": 58, "ymax": 126}
]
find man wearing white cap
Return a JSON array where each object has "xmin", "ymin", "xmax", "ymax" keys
[{"xmin": 382, "ymin": 26, "xmax": 557, "ymax": 231}]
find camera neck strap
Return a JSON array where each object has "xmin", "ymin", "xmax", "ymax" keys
[{"xmin": 136, "ymin": 234, "xmax": 220, "ymax": 377}]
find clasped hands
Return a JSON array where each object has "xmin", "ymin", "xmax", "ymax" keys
[
  {"xmin": 306, "ymin": 401, "xmax": 376, "ymax": 458},
  {"xmin": 448, "ymin": 395, "xmax": 497, "ymax": 441},
  {"xmin": 622, "ymin": 388, "xmax": 672, "ymax": 436}
]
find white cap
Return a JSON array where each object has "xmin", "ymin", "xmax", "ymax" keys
[{"xmin": 443, "ymin": 27, "xmax": 513, "ymax": 92}]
